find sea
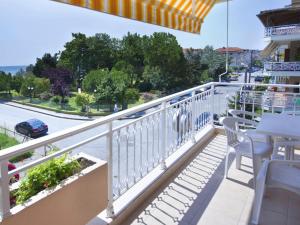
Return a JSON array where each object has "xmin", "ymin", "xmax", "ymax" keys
[{"xmin": 0, "ymin": 65, "xmax": 27, "ymax": 75}]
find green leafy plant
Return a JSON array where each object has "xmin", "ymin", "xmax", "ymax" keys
[
  {"xmin": 51, "ymin": 95, "xmax": 61, "ymax": 104},
  {"xmin": 15, "ymin": 155, "xmax": 80, "ymax": 204},
  {"xmin": 75, "ymin": 93, "xmax": 95, "ymax": 112}
]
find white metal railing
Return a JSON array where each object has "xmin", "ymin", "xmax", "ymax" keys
[
  {"xmin": 265, "ymin": 24, "xmax": 300, "ymax": 37},
  {"xmin": 1, "ymin": 82, "xmax": 300, "ymax": 219},
  {"xmin": 264, "ymin": 62, "xmax": 300, "ymax": 72}
]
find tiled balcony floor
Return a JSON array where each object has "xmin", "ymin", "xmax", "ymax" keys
[
  {"xmin": 88, "ymin": 134, "xmax": 300, "ymax": 225},
  {"xmin": 120, "ymin": 134, "xmax": 252, "ymax": 225},
  {"xmin": 123, "ymin": 135, "xmax": 300, "ymax": 225}
]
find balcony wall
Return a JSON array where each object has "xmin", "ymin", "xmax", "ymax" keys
[
  {"xmin": 265, "ymin": 24, "xmax": 300, "ymax": 42},
  {"xmin": 264, "ymin": 62, "xmax": 300, "ymax": 78}
]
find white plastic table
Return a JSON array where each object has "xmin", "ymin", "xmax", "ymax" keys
[
  {"xmin": 256, "ymin": 113, "xmax": 300, "ymax": 159},
  {"xmin": 256, "ymin": 113, "xmax": 300, "ymax": 139}
]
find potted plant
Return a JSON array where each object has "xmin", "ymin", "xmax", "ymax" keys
[{"xmin": 2, "ymin": 153, "xmax": 108, "ymax": 225}]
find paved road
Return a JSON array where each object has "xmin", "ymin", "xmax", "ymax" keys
[{"xmin": 0, "ymin": 103, "xmax": 84, "ymax": 133}]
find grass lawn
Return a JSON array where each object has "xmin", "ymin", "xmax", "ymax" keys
[
  {"xmin": 13, "ymin": 95, "xmax": 145, "ymax": 114},
  {"xmin": 0, "ymin": 133, "xmax": 18, "ymax": 150},
  {"xmin": 0, "ymin": 133, "xmax": 33, "ymax": 163}
]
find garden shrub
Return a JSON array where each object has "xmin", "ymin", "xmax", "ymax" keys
[
  {"xmin": 75, "ymin": 93, "xmax": 95, "ymax": 112},
  {"xmin": 125, "ymin": 88, "xmax": 140, "ymax": 104},
  {"xmin": 15, "ymin": 154, "xmax": 81, "ymax": 204},
  {"xmin": 61, "ymin": 97, "xmax": 69, "ymax": 104},
  {"xmin": 39, "ymin": 92, "xmax": 52, "ymax": 101},
  {"xmin": 51, "ymin": 95, "xmax": 61, "ymax": 104},
  {"xmin": 142, "ymin": 92, "xmax": 155, "ymax": 102},
  {"xmin": 138, "ymin": 82, "xmax": 152, "ymax": 92}
]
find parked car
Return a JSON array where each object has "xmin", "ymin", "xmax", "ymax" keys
[
  {"xmin": 125, "ymin": 110, "xmax": 146, "ymax": 119},
  {"xmin": 229, "ymin": 76, "xmax": 239, "ymax": 81},
  {"xmin": 170, "ymin": 93, "xmax": 192, "ymax": 105},
  {"xmin": 254, "ymin": 76, "xmax": 264, "ymax": 82},
  {"xmin": 15, "ymin": 119, "xmax": 48, "ymax": 138}
]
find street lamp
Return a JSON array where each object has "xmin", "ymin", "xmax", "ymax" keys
[
  {"xmin": 219, "ymin": 0, "xmax": 229, "ymax": 82},
  {"xmin": 28, "ymin": 86, "xmax": 34, "ymax": 102},
  {"xmin": 94, "ymin": 89, "xmax": 99, "ymax": 111}
]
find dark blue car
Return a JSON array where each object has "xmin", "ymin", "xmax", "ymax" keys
[{"xmin": 15, "ymin": 119, "xmax": 48, "ymax": 138}]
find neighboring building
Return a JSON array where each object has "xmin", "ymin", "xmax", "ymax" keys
[
  {"xmin": 216, "ymin": 47, "xmax": 262, "ymax": 68},
  {"xmin": 258, "ymin": 0, "xmax": 300, "ymax": 87}
]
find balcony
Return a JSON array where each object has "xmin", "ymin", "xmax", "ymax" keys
[
  {"xmin": 264, "ymin": 62, "xmax": 300, "ymax": 77},
  {"xmin": 0, "ymin": 82, "xmax": 300, "ymax": 225},
  {"xmin": 265, "ymin": 24, "xmax": 300, "ymax": 41}
]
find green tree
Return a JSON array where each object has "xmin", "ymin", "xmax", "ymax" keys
[
  {"xmin": 125, "ymin": 88, "xmax": 140, "ymax": 104},
  {"xmin": 113, "ymin": 61, "xmax": 136, "ymax": 87},
  {"xmin": 143, "ymin": 32, "xmax": 187, "ymax": 91},
  {"xmin": 59, "ymin": 33, "xmax": 89, "ymax": 87},
  {"xmin": 11, "ymin": 74, "xmax": 24, "ymax": 93},
  {"xmin": 75, "ymin": 93, "xmax": 95, "ymax": 112},
  {"xmin": 20, "ymin": 73, "xmax": 50, "ymax": 97},
  {"xmin": 185, "ymin": 48, "xmax": 206, "ymax": 86},
  {"xmin": 34, "ymin": 77, "xmax": 50, "ymax": 96},
  {"xmin": 94, "ymin": 69, "xmax": 129, "ymax": 111},
  {"xmin": 200, "ymin": 46, "xmax": 226, "ymax": 82},
  {"xmin": 33, "ymin": 53, "xmax": 57, "ymax": 77},
  {"xmin": 0, "ymin": 72, "xmax": 12, "ymax": 93},
  {"xmin": 87, "ymin": 33, "xmax": 119, "ymax": 70},
  {"xmin": 83, "ymin": 69, "xmax": 109, "ymax": 93},
  {"xmin": 253, "ymin": 59, "xmax": 263, "ymax": 68},
  {"xmin": 142, "ymin": 66, "xmax": 162, "ymax": 90},
  {"xmin": 120, "ymin": 33, "xmax": 145, "ymax": 84}
]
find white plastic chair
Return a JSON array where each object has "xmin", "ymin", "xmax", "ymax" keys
[
  {"xmin": 252, "ymin": 159, "xmax": 300, "ymax": 224},
  {"xmin": 228, "ymin": 109, "xmax": 270, "ymax": 143},
  {"xmin": 228, "ymin": 109, "xmax": 261, "ymax": 122},
  {"xmin": 221, "ymin": 117, "xmax": 272, "ymax": 187}
]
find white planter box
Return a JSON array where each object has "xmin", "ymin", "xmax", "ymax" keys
[{"xmin": 1, "ymin": 153, "xmax": 108, "ymax": 225}]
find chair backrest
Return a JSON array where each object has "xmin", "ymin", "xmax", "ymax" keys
[
  {"xmin": 221, "ymin": 117, "xmax": 253, "ymax": 148},
  {"xmin": 220, "ymin": 117, "xmax": 240, "ymax": 147},
  {"xmin": 229, "ymin": 109, "xmax": 261, "ymax": 122}
]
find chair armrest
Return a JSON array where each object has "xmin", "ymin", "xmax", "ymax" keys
[
  {"xmin": 235, "ymin": 117, "xmax": 259, "ymax": 128},
  {"xmin": 229, "ymin": 109, "xmax": 260, "ymax": 120},
  {"xmin": 257, "ymin": 160, "xmax": 269, "ymax": 182}
]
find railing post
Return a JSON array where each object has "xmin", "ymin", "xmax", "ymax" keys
[
  {"xmin": 210, "ymin": 84, "xmax": 215, "ymax": 126},
  {"xmin": 106, "ymin": 121, "xmax": 115, "ymax": 218},
  {"xmin": 293, "ymin": 93, "xmax": 297, "ymax": 113},
  {"xmin": 191, "ymin": 91, "xmax": 196, "ymax": 143},
  {"xmin": 160, "ymin": 101, "xmax": 167, "ymax": 170},
  {"xmin": 0, "ymin": 160, "xmax": 11, "ymax": 219}
]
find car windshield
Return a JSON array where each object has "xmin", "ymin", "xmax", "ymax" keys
[{"xmin": 27, "ymin": 120, "xmax": 44, "ymax": 128}]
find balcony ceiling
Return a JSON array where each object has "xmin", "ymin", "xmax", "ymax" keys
[{"xmin": 257, "ymin": 6, "xmax": 300, "ymax": 27}]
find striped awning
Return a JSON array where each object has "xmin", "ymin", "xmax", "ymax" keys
[{"xmin": 52, "ymin": 0, "xmax": 219, "ymax": 34}]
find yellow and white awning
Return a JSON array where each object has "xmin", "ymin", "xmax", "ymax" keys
[{"xmin": 52, "ymin": 0, "xmax": 219, "ymax": 34}]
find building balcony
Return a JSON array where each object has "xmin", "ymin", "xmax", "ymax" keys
[
  {"xmin": 1, "ymin": 82, "xmax": 300, "ymax": 225},
  {"xmin": 265, "ymin": 24, "xmax": 300, "ymax": 42},
  {"xmin": 264, "ymin": 62, "xmax": 300, "ymax": 77}
]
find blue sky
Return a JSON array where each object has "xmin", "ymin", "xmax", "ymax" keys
[{"xmin": 0, "ymin": 0, "xmax": 290, "ymax": 66}]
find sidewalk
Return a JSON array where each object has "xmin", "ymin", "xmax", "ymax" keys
[{"xmin": 2, "ymin": 101, "xmax": 94, "ymax": 121}]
